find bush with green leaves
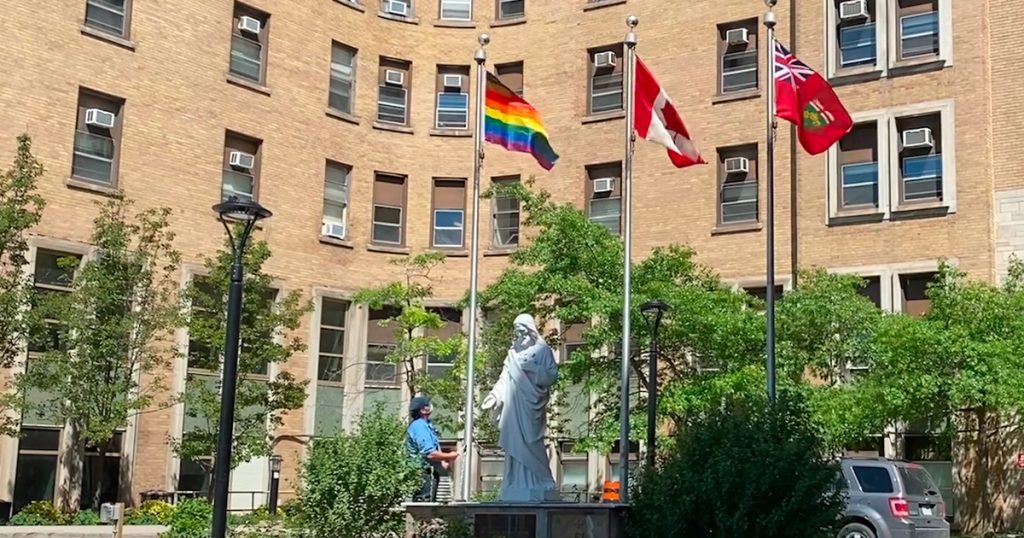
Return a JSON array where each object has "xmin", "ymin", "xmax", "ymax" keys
[
  {"xmin": 125, "ymin": 500, "xmax": 176, "ymax": 525},
  {"xmin": 294, "ymin": 405, "xmax": 421, "ymax": 538},
  {"xmin": 628, "ymin": 392, "xmax": 844, "ymax": 538},
  {"xmin": 71, "ymin": 510, "xmax": 102, "ymax": 525},
  {"xmin": 159, "ymin": 498, "xmax": 211, "ymax": 538},
  {"xmin": 7, "ymin": 501, "xmax": 67, "ymax": 526}
]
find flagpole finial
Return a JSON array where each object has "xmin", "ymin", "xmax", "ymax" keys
[
  {"xmin": 479, "ymin": 33, "xmax": 490, "ymax": 46},
  {"xmin": 476, "ymin": 34, "xmax": 489, "ymax": 62},
  {"xmin": 626, "ymin": 15, "xmax": 638, "ymax": 28},
  {"xmin": 764, "ymin": 0, "xmax": 778, "ymax": 6}
]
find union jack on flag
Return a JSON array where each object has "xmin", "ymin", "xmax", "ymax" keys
[{"xmin": 773, "ymin": 41, "xmax": 815, "ymax": 86}]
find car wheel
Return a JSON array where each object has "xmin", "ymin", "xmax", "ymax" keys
[{"xmin": 838, "ymin": 522, "xmax": 876, "ymax": 538}]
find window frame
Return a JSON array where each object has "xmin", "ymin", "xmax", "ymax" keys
[
  {"xmin": 323, "ymin": 160, "xmax": 351, "ymax": 239},
  {"xmin": 587, "ymin": 45, "xmax": 624, "ymax": 116},
  {"xmin": 328, "ymin": 42, "xmax": 357, "ymax": 115},
  {"xmin": 717, "ymin": 19, "xmax": 759, "ymax": 96},
  {"xmin": 431, "ymin": 177, "xmax": 468, "ymax": 249},
  {"xmin": 229, "ymin": 4, "xmax": 270, "ymax": 85},
  {"xmin": 439, "ymin": 0, "xmax": 472, "ymax": 20},
  {"xmin": 365, "ymin": 308, "xmax": 400, "ymax": 386},
  {"xmin": 71, "ymin": 88, "xmax": 124, "ymax": 188},
  {"xmin": 491, "ymin": 176, "xmax": 521, "ymax": 248},
  {"xmin": 83, "ymin": 0, "xmax": 132, "ymax": 38},
  {"xmin": 496, "ymin": 0, "xmax": 524, "ymax": 20},
  {"xmin": 585, "ymin": 162, "xmax": 623, "ymax": 236},
  {"xmin": 221, "ymin": 131, "xmax": 262, "ymax": 204},
  {"xmin": 377, "ymin": 58, "xmax": 412, "ymax": 126},
  {"xmin": 716, "ymin": 144, "xmax": 760, "ymax": 226},
  {"xmin": 371, "ymin": 173, "xmax": 408, "ymax": 246},
  {"xmin": 435, "ymin": 66, "xmax": 471, "ymax": 130}
]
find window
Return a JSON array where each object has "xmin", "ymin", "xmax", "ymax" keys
[
  {"xmin": 432, "ymin": 178, "xmax": 467, "ymax": 248},
  {"xmin": 717, "ymin": 145, "xmax": 758, "ymax": 225},
  {"xmin": 897, "ymin": 113, "xmax": 942, "ymax": 204},
  {"xmin": 229, "ymin": 4, "xmax": 269, "ymax": 84},
  {"xmin": 377, "ymin": 58, "xmax": 411, "ymax": 125},
  {"xmin": 72, "ymin": 89, "xmax": 123, "ymax": 187},
  {"xmin": 838, "ymin": 122, "xmax": 879, "ymax": 209},
  {"xmin": 559, "ymin": 441, "xmax": 589, "ymax": 501},
  {"xmin": 381, "ymin": 0, "xmax": 412, "ymax": 17},
  {"xmin": 440, "ymin": 0, "xmax": 471, "ymax": 20},
  {"xmin": 479, "ymin": 449, "xmax": 504, "ymax": 493},
  {"xmin": 858, "ymin": 275, "xmax": 883, "ymax": 308},
  {"xmin": 426, "ymin": 308, "xmax": 462, "ymax": 378},
  {"xmin": 186, "ymin": 277, "xmax": 219, "ymax": 371},
  {"xmin": 177, "ymin": 458, "xmax": 211, "ymax": 492},
  {"xmin": 852, "ymin": 466, "xmax": 894, "ymax": 493},
  {"xmin": 834, "ymin": 0, "xmax": 879, "ymax": 69},
  {"xmin": 315, "ymin": 297, "xmax": 348, "ymax": 437},
  {"xmin": 899, "ymin": 272, "xmax": 935, "ymax": 317},
  {"xmin": 323, "ymin": 161, "xmax": 350, "ymax": 240},
  {"xmin": 491, "ymin": 176, "xmax": 520, "ymax": 248},
  {"xmin": 896, "ymin": 0, "xmax": 939, "ymax": 60},
  {"xmin": 84, "ymin": 0, "xmax": 131, "ymax": 37},
  {"xmin": 371, "ymin": 173, "xmax": 407, "ymax": 245},
  {"xmin": 82, "ymin": 434, "xmax": 123, "ymax": 510},
  {"xmin": 586, "ymin": 162, "xmax": 622, "ymax": 236},
  {"xmin": 496, "ymin": 0, "xmax": 524, "ymax": 19},
  {"xmin": 29, "ymin": 250, "xmax": 81, "ymax": 357},
  {"xmin": 495, "ymin": 61, "xmax": 524, "ymax": 96},
  {"xmin": 718, "ymin": 20, "xmax": 758, "ymax": 94},
  {"xmin": 13, "ymin": 428, "xmax": 60, "ymax": 513},
  {"xmin": 221, "ymin": 131, "xmax": 261, "ymax": 203},
  {"xmin": 435, "ymin": 66, "xmax": 471, "ymax": 130},
  {"xmin": 743, "ymin": 285, "xmax": 785, "ymax": 308},
  {"xmin": 588, "ymin": 45, "xmax": 623, "ymax": 115},
  {"xmin": 366, "ymin": 307, "xmax": 399, "ymax": 384},
  {"xmin": 329, "ymin": 42, "xmax": 357, "ymax": 115}
]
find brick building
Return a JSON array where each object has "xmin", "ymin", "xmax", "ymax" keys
[{"xmin": 0, "ymin": 0, "xmax": 1020, "ymax": 525}]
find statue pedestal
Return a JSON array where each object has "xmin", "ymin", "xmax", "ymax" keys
[{"xmin": 404, "ymin": 501, "xmax": 627, "ymax": 538}]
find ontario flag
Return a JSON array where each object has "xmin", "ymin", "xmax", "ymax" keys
[
  {"xmin": 774, "ymin": 41, "xmax": 852, "ymax": 155},
  {"xmin": 634, "ymin": 56, "xmax": 705, "ymax": 168}
]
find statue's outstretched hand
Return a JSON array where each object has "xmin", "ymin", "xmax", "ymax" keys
[{"xmin": 481, "ymin": 393, "xmax": 498, "ymax": 410}]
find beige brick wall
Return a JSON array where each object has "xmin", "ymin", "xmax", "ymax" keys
[{"xmin": 0, "ymin": 0, "xmax": 1009, "ymax": 506}]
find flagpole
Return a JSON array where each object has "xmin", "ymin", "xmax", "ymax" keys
[
  {"xmin": 460, "ymin": 32, "xmax": 489, "ymax": 501},
  {"xmin": 618, "ymin": 14, "xmax": 638, "ymax": 503},
  {"xmin": 763, "ymin": 2, "xmax": 778, "ymax": 403}
]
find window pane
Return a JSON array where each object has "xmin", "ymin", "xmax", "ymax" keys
[
  {"xmin": 499, "ymin": 0, "xmax": 524, "ymax": 18},
  {"xmin": 841, "ymin": 162, "xmax": 879, "ymax": 207},
  {"xmin": 319, "ymin": 327, "xmax": 344, "ymax": 355},
  {"xmin": 13, "ymin": 454, "xmax": 57, "ymax": 513},
  {"xmin": 591, "ymin": 72, "xmax": 623, "ymax": 114},
  {"xmin": 434, "ymin": 228, "xmax": 463, "ymax": 247},
  {"xmin": 373, "ymin": 223, "xmax": 401, "ymax": 244},
  {"xmin": 722, "ymin": 50, "xmax": 758, "ymax": 92},
  {"xmin": 852, "ymin": 466, "xmax": 894, "ymax": 493},
  {"xmin": 494, "ymin": 195, "xmax": 519, "ymax": 213},
  {"xmin": 900, "ymin": 11, "xmax": 939, "ymax": 58},
  {"xmin": 318, "ymin": 355, "xmax": 344, "ymax": 382},
  {"xmin": 899, "ymin": 466, "xmax": 940, "ymax": 496},
  {"xmin": 378, "ymin": 86, "xmax": 407, "ymax": 124},
  {"xmin": 230, "ymin": 35, "xmax": 262, "ymax": 81},
  {"xmin": 85, "ymin": 0, "xmax": 125, "ymax": 35},
  {"xmin": 902, "ymin": 154, "xmax": 943, "ymax": 201},
  {"xmin": 314, "ymin": 383, "xmax": 344, "ymax": 437},
  {"xmin": 561, "ymin": 460, "xmax": 588, "ymax": 492},
  {"xmin": 589, "ymin": 198, "xmax": 621, "ymax": 235},
  {"xmin": 80, "ymin": 455, "xmax": 120, "ymax": 510},
  {"xmin": 435, "ymin": 210, "xmax": 464, "ymax": 228},
  {"xmin": 19, "ymin": 428, "xmax": 61, "ymax": 451},
  {"xmin": 222, "ymin": 170, "xmax": 254, "ymax": 201},
  {"xmin": 839, "ymin": 23, "xmax": 877, "ymax": 67},
  {"xmin": 329, "ymin": 78, "xmax": 353, "ymax": 113},
  {"xmin": 366, "ymin": 361, "xmax": 397, "ymax": 383},
  {"xmin": 437, "ymin": 93, "xmax": 469, "ymax": 129},
  {"xmin": 34, "ymin": 251, "xmax": 78, "ymax": 287},
  {"xmin": 177, "ymin": 459, "xmax": 208, "ymax": 492},
  {"xmin": 721, "ymin": 181, "xmax": 758, "ymax": 223},
  {"xmin": 364, "ymin": 387, "xmax": 402, "ymax": 415},
  {"xmin": 72, "ymin": 131, "xmax": 115, "ymax": 183},
  {"xmin": 321, "ymin": 298, "xmax": 347, "ymax": 327},
  {"xmin": 374, "ymin": 206, "xmax": 402, "ymax": 225},
  {"xmin": 440, "ymin": 0, "xmax": 471, "ymax": 20}
]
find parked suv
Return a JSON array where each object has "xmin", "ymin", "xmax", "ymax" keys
[{"xmin": 837, "ymin": 457, "xmax": 950, "ymax": 538}]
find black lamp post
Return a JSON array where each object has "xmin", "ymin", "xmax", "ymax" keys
[
  {"xmin": 268, "ymin": 454, "xmax": 283, "ymax": 516},
  {"xmin": 640, "ymin": 299, "xmax": 669, "ymax": 470},
  {"xmin": 210, "ymin": 197, "xmax": 272, "ymax": 538}
]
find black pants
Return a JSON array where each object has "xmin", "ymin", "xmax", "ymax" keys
[{"xmin": 413, "ymin": 467, "xmax": 440, "ymax": 502}]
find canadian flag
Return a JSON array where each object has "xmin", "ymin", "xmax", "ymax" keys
[{"xmin": 634, "ymin": 56, "xmax": 705, "ymax": 168}]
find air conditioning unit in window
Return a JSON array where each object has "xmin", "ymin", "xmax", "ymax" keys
[
  {"xmin": 237, "ymin": 15, "xmax": 261, "ymax": 34},
  {"xmin": 228, "ymin": 150, "xmax": 256, "ymax": 170},
  {"xmin": 592, "ymin": 177, "xmax": 614, "ymax": 193},
  {"xmin": 593, "ymin": 51, "xmax": 617, "ymax": 68},
  {"xmin": 84, "ymin": 108, "xmax": 116, "ymax": 129},
  {"xmin": 725, "ymin": 156, "xmax": 750, "ymax": 174},
  {"xmin": 321, "ymin": 221, "xmax": 346, "ymax": 239},
  {"xmin": 726, "ymin": 28, "xmax": 750, "ymax": 45},
  {"xmin": 385, "ymin": 69, "xmax": 405, "ymax": 86},
  {"xmin": 839, "ymin": 0, "xmax": 869, "ymax": 20},
  {"xmin": 386, "ymin": 0, "xmax": 409, "ymax": 16},
  {"xmin": 442, "ymin": 74, "xmax": 463, "ymax": 88},
  {"xmin": 902, "ymin": 127, "xmax": 934, "ymax": 149}
]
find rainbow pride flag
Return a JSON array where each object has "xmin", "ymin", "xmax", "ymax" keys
[{"xmin": 484, "ymin": 73, "xmax": 559, "ymax": 170}]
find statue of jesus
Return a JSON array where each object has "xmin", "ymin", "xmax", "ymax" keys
[{"xmin": 481, "ymin": 313, "xmax": 561, "ymax": 502}]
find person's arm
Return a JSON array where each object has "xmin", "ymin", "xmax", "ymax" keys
[{"xmin": 411, "ymin": 422, "xmax": 458, "ymax": 462}]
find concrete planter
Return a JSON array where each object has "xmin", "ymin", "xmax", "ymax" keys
[{"xmin": 0, "ymin": 525, "xmax": 167, "ymax": 538}]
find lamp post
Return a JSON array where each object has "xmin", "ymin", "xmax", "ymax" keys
[
  {"xmin": 210, "ymin": 197, "xmax": 272, "ymax": 538},
  {"xmin": 268, "ymin": 454, "xmax": 282, "ymax": 516},
  {"xmin": 639, "ymin": 299, "xmax": 669, "ymax": 470}
]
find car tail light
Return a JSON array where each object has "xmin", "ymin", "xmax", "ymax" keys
[{"xmin": 889, "ymin": 497, "xmax": 910, "ymax": 518}]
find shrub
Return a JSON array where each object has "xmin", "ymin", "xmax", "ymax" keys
[
  {"xmin": 159, "ymin": 498, "xmax": 211, "ymax": 538},
  {"xmin": 293, "ymin": 405, "xmax": 422, "ymax": 538},
  {"xmin": 8, "ymin": 501, "xmax": 66, "ymax": 526},
  {"xmin": 71, "ymin": 510, "xmax": 102, "ymax": 525},
  {"xmin": 628, "ymin": 391, "xmax": 844, "ymax": 538},
  {"xmin": 125, "ymin": 500, "xmax": 176, "ymax": 525}
]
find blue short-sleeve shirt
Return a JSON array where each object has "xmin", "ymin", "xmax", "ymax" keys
[{"xmin": 406, "ymin": 417, "xmax": 440, "ymax": 465}]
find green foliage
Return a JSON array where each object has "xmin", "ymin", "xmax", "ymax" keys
[
  {"xmin": 628, "ymin": 392, "xmax": 844, "ymax": 538},
  {"xmin": 294, "ymin": 405, "xmax": 421, "ymax": 538},
  {"xmin": 125, "ymin": 500, "xmax": 176, "ymax": 525},
  {"xmin": 159, "ymin": 498, "xmax": 212, "ymax": 538},
  {"xmin": 174, "ymin": 227, "xmax": 312, "ymax": 488},
  {"xmin": 415, "ymin": 517, "xmax": 473, "ymax": 538},
  {"xmin": 71, "ymin": 510, "xmax": 102, "ymax": 525},
  {"xmin": 0, "ymin": 134, "xmax": 46, "ymax": 436},
  {"xmin": 8, "ymin": 501, "xmax": 66, "ymax": 526}
]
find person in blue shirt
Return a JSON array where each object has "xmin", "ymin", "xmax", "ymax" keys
[{"xmin": 406, "ymin": 396, "xmax": 459, "ymax": 502}]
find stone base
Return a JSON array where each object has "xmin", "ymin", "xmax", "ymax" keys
[{"xmin": 404, "ymin": 501, "xmax": 627, "ymax": 538}]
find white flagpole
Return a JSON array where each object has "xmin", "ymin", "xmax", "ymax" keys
[
  {"xmin": 764, "ymin": 3, "xmax": 778, "ymax": 403},
  {"xmin": 618, "ymin": 15, "xmax": 638, "ymax": 504},
  {"xmin": 460, "ymin": 32, "xmax": 489, "ymax": 501}
]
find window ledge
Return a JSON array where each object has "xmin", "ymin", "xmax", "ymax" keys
[
  {"xmin": 367, "ymin": 244, "xmax": 411, "ymax": 255},
  {"xmin": 711, "ymin": 89, "xmax": 761, "ymax": 104},
  {"xmin": 583, "ymin": 0, "xmax": 627, "ymax": 10},
  {"xmin": 891, "ymin": 203, "xmax": 951, "ymax": 220},
  {"xmin": 226, "ymin": 74, "xmax": 271, "ymax": 96},
  {"xmin": 711, "ymin": 221, "xmax": 762, "ymax": 235},
  {"xmin": 430, "ymin": 248, "xmax": 469, "ymax": 257},
  {"xmin": 378, "ymin": 11, "xmax": 420, "ymax": 24},
  {"xmin": 429, "ymin": 128, "xmax": 473, "ymax": 138},
  {"xmin": 326, "ymin": 108, "xmax": 360, "ymax": 125},
  {"xmin": 67, "ymin": 177, "xmax": 120, "ymax": 196},
  {"xmin": 333, "ymin": 0, "xmax": 365, "ymax": 11},
  {"xmin": 319, "ymin": 236, "xmax": 355, "ymax": 249},
  {"xmin": 888, "ymin": 58, "xmax": 948, "ymax": 78},
  {"xmin": 484, "ymin": 247, "xmax": 517, "ymax": 257},
  {"xmin": 80, "ymin": 25, "xmax": 135, "ymax": 50},
  {"xmin": 827, "ymin": 210, "xmax": 885, "ymax": 227},
  {"xmin": 828, "ymin": 67, "xmax": 883, "ymax": 87},
  {"xmin": 433, "ymin": 19, "xmax": 476, "ymax": 28},
  {"xmin": 582, "ymin": 110, "xmax": 625, "ymax": 124},
  {"xmin": 373, "ymin": 122, "xmax": 415, "ymax": 134},
  {"xmin": 490, "ymin": 16, "xmax": 527, "ymax": 27}
]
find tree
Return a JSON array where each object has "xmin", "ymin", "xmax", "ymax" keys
[
  {"xmin": 0, "ymin": 134, "xmax": 46, "ymax": 437},
  {"xmin": 10, "ymin": 196, "xmax": 180, "ymax": 510},
  {"xmin": 173, "ymin": 230, "xmax": 311, "ymax": 496}
]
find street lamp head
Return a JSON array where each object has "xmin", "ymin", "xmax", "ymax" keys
[
  {"xmin": 212, "ymin": 197, "xmax": 272, "ymax": 223},
  {"xmin": 640, "ymin": 299, "xmax": 670, "ymax": 330},
  {"xmin": 269, "ymin": 454, "xmax": 283, "ymax": 472}
]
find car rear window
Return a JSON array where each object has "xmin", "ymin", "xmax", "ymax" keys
[
  {"xmin": 899, "ymin": 466, "xmax": 940, "ymax": 496},
  {"xmin": 852, "ymin": 466, "xmax": 894, "ymax": 493}
]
